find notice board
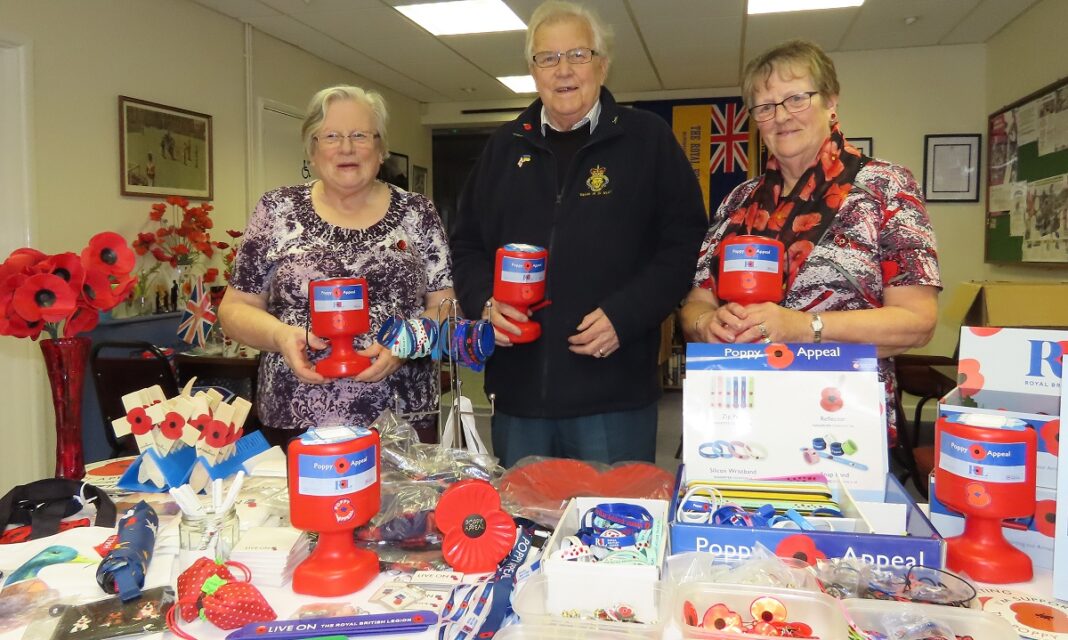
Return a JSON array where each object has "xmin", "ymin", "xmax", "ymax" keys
[{"xmin": 986, "ymin": 75, "xmax": 1068, "ymax": 264}]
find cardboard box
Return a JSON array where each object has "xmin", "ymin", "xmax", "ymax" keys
[
  {"xmin": 929, "ymin": 475, "xmax": 1056, "ymax": 570},
  {"xmin": 942, "ymin": 281, "xmax": 1068, "ymax": 329},
  {"xmin": 669, "ymin": 468, "xmax": 945, "ymax": 568},
  {"xmin": 543, "ymin": 497, "xmax": 668, "ymax": 624},
  {"xmin": 1054, "ymin": 371, "xmax": 1068, "ymax": 600},
  {"xmin": 938, "ymin": 327, "xmax": 1064, "ymax": 488}
]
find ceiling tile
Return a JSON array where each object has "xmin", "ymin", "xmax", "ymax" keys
[
  {"xmin": 744, "ymin": 8, "xmax": 858, "ymax": 60},
  {"xmin": 192, "ymin": 0, "xmax": 282, "ymax": 21},
  {"xmin": 940, "ymin": 0, "xmax": 1041, "ymax": 44},
  {"xmin": 441, "ymin": 31, "xmax": 529, "ymax": 76},
  {"xmin": 838, "ymin": 0, "xmax": 979, "ymax": 51}
]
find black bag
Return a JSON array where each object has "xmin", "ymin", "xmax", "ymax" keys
[{"xmin": 0, "ymin": 479, "xmax": 116, "ymax": 542}]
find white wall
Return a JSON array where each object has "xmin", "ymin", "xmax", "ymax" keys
[{"xmin": 0, "ymin": 0, "xmax": 431, "ymax": 488}]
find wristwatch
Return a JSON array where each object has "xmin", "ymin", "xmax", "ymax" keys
[{"xmin": 810, "ymin": 313, "xmax": 823, "ymax": 343}]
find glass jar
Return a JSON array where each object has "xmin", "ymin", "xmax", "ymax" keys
[{"xmin": 179, "ymin": 507, "xmax": 240, "ymax": 562}]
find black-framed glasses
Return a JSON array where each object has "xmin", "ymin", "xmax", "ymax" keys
[
  {"xmin": 532, "ymin": 47, "xmax": 597, "ymax": 68},
  {"xmin": 314, "ymin": 131, "xmax": 380, "ymax": 148},
  {"xmin": 748, "ymin": 91, "xmax": 819, "ymax": 123}
]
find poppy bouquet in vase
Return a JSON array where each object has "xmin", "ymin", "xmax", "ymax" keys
[{"xmin": 0, "ymin": 232, "xmax": 137, "ymax": 478}]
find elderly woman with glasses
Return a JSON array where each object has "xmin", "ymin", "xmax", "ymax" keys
[
  {"xmin": 219, "ymin": 85, "xmax": 454, "ymax": 448},
  {"xmin": 451, "ymin": 1, "xmax": 707, "ymax": 466},
  {"xmin": 681, "ymin": 40, "xmax": 941, "ymax": 443}
]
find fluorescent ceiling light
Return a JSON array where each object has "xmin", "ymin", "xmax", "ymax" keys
[
  {"xmin": 497, "ymin": 75, "xmax": 536, "ymax": 94},
  {"xmin": 748, "ymin": 0, "xmax": 864, "ymax": 14},
  {"xmin": 396, "ymin": 0, "xmax": 525, "ymax": 35}
]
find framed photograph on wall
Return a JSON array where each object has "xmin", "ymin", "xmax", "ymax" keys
[
  {"xmin": 923, "ymin": 133, "xmax": 981, "ymax": 203},
  {"xmin": 847, "ymin": 137, "xmax": 873, "ymax": 157},
  {"xmin": 411, "ymin": 165, "xmax": 428, "ymax": 195},
  {"xmin": 379, "ymin": 152, "xmax": 409, "ymax": 190},
  {"xmin": 119, "ymin": 96, "xmax": 213, "ymax": 199}
]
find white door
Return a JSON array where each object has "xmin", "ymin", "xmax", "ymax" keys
[{"xmin": 255, "ymin": 100, "xmax": 307, "ymax": 202}]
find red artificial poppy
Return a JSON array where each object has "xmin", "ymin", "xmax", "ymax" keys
[
  {"xmin": 109, "ymin": 274, "xmax": 136, "ymax": 304},
  {"xmin": 701, "ymin": 603, "xmax": 743, "ymax": 632},
  {"xmin": 82, "ymin": 232, "xmax": 135, "ymax": 276},
  {"xmin": 166, "ymin": 195, "xmax": 190, "ymax": 208},
  {"xmin": 190, "ymin": 413, "xmax": 212, "ymax": 435},
  {"xmin": 160, "ymin": 412, "xmax": 186, "ymax": 440},
  {"xmin": 1042, "ymin": 419, "xmax": 1060, "ymax": 456},
  {"xmin": 204, "ymin": 268, "xmax": 219, "ymax": 284},
  {"xmin": 774, "ymin": 534, "xmax": 826, "ymax": 566},
  {"xmin": 957, "ymin": 358, "xmax": 984, "ymax": 398},
  {"xmin": 64, "ymin": 303, "xmax": 100, "ymax": 338},
  {"xmin": 12, "ymin": 273, "xmax": 78, "ymax": 322},
  {"xmin": 682, "ymin": 601, "xmax": 699, "ymax": 627},
  {"xmin": 80, "ymin": 268, "xmax": 119, "ymax": 310},
  {"xmin": 791, "ymin": 213, "xmax": 822, "ymax": 234},
  {"xmin": 435, "ymin": 479, "xmax": 516, "ymax": 574},
  {"xmin": 1009, "ymin": 602, "xmax": 1068, "ymax": 633},
  {"xmin": 1033, "ymin": 499, "xmax": 1057, "ymax": 538},
  {"xmin": 749, "ymin": 622, "xmax": 778, "ymax": 636},
  {"xmin": 204, "ymin": 419, "xmax": 230, "ymax": 448},
  {"xmin": 2, "ymin": 248, "xmax": 47, "ymax": 274},
  {"xmin": 0, "ymin": 305, "xmax": 43, "ymax": 340},
  {"xmin": 173, "ymin": 245, "xmax": 191, "ymax": 256},
  {"xmin": 126, "ymin": 407, "xmax": 153, "ymax": 436},
  {"xmin": 751, "ymin": 596, "xmax": 787, "ymax": 623},
  {"xmin": 149, "ymin": 203, "xmax": 167, "ymax": 221},
  {"xmin": 41, "ymin": 253, "xmax": 86, "ymax": 291},
  {"xmin": 132, "ymin": 232, "xmax": 158, "ymax": 256},
  {"xmin": 765, "ymin": 343, "xmax": 795, "ymax": 369}
]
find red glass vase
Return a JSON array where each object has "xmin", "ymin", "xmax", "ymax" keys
[{"xmin": 40, "ymin": 336, "xmax": 90, "ymax": 479}]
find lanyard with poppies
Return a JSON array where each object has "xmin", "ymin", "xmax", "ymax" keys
[{"xmin": 718, "ymin": 124, "xmax": 867, "ymax": 292}]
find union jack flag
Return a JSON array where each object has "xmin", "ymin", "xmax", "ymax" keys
[
  {"xmin": 178, "ymin": 278, "xmax": 217, "ymax": 347},
  {"xmin": 710, "ymin": 103, "xmax": 749, "ymax": 174}
]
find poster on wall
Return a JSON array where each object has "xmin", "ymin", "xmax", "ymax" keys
[{"xmin": 119, "ymin": 96, "xmax": 213, "ymax": 199}]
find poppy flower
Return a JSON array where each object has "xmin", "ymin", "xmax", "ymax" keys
[
  {"xmin": 109, "ymin": 274, "xmax": 136, "ymax": 303},
  {"xmin": 957, "ymin": 358, "xmax": 984, "ymax": 398},
  {"xmin": 81, "ymin": 232, "xmax": 135, "ymax": 276},
  {"xmin": 132, "ymin": 232, "xmax": 157, "ymax": 256},
  {"xmin": 190, "ymin": 413, "xmax": 212, "ymax": 435},
  {"xmin": 751, "ymin": 596, "xmax": 787, "ymax": 623},
  {"xmin": 824, "ymin": 182, "xmax": 850, "ymax": 209},
  {"xmin": 682, "ymin": 601, "xmax": 699, "ymax": 626},
  {"xmin": 126, "ymin": 407, "xmax": 153, "ymax": 436},
  {"xmin": 1041, "ymin": 419, "xmax": 1059, "ymax": 456},
  {"xmin": 64, "ymin": 303, "xmax": 100, "ymax": 337},
  {"xmin": 12, "ymin": 273, "xmax": 78, "ymax": 322},
  {"xmin": 798, "ymin": 175, "xmax": 817, "ymax": 200},
  {"xmin": 149, "ymin": 203, "xmax": 167, "ymax": 221},
  {"xmin": 41, "ymin": 253, "xmax": 86, "ymax": 290},
  {"xmin": 166, "ymin": 195, "xmax": 189, "ymax": 208},
  {"xmin": 203, "ymin": 268, "xmax": 219, "ymax": 284},
  {"xmin": 80, "ymin": 268, "xmax": 119, "ymax": 310},
  {"xmin": 334, "ymin": 457, "xmax": 351, "ymax": 475},
  {"xmin": 1009, "ymin": 602, "xmax": 1068, "ymax": 632},
  {"xmin": 1, "ymin": 306, "xmax": 43, "ymax": 340},
  {"xmin": 765, "ymin": 343, "xmax": 795, "ymax": 369},
  {"xmin": 435, "ymin": 479, "xmax": 516, "ymax": 574},
  {"xmin": 775, "ymin": 534, "xmax": 825, "ymax": 566},
  {"xmin": 204, "ymin": 420, "xmax": 230, "ymax": 448},
  {"xmin": 226, "ymin": 229, "xmax": 243, "ymax": 239},
  {"xmin": 2, "ymin": 248, "xmax": 47, "ymax": 274},
  {"xmin": 160, "ymin": 412, "xmax": 186, "ymax": 440},
  {"xmin": 701, "ymin": 603, "xmax": 743, "ymax": 632},
  {"xmin": 791, "ymin": 212, "xmax": 822, "ymax": 234},
  {"xmin": 787, "ymin": 240, "xmax": 814, "ymax": 279}
]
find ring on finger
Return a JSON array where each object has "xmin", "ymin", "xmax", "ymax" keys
[{"xmin": 758, "ymin": 323, "xmax": 769, "ymax": 340}]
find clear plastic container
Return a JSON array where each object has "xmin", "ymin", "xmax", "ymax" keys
[
  {"xmin": 672, "ymin": 582, "xmax": 849, "ymax": 640},
  {"xmin": 844, "ymin": 598, "xmax": 1017, "ymax": 640},
  {"xmin": 496, "ymin": 623, "xmax": 643, "ymax": 640},
  {"xmin": 512, "ymin": 574, "xmax": 663, "ymax": 638}
]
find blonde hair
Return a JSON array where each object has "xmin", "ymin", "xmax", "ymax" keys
[
  {"xmin": 740, "ymin": 40, "xmax": 839, "ymax": 108},
  {"xmin": 525, "ymin": 1, "xmax": 612, "ymax": 71},
  {"xmin": 301, "ymin": 85, "xmax": 390, "ymax": 159}
]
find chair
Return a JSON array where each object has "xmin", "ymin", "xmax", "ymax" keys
[
  {"xmin": 90, "ymin": 341, "xmax": 180, "ymax": 457},
  {"xmin": 892, "ymin": 354, "xmax": 957, "ymax": 497}
]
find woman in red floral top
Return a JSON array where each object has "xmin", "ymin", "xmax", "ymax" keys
[{"xmin": 681, "ymin": 40, "xmax": 941, "ymax": 442}]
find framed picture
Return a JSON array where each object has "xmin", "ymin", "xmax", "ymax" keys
[
  {"xmin": 379, "ymin": 152, "xmax": 409, "ymax": 190},
  {"xmin": 923, "ymin": 134, "xmax": 981, "ymax": 202},
  {"xmin": 847, "ymin": 137, "xmax": 873, "ymax": 157},
  {"xmin": 119, "ymin": 96, "xmax": 213, "ymax": 199},
  {"xmin": 411, "ymin": 165, "xmax": 428, "ymax": 195}
]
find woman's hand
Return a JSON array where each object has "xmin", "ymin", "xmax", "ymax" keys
[
  {"xmin": 730, "ymin": 302, "xmax": 810, "ymax": 344},
  {"xmin": 353, "ymin": 342, "xmax": 405, "ymax": 383},
  {"xmin": 567, "ymin": 308, "xmax": 620, "ymax": 358},
  {"xmin": 272, "ymin": 324, "xmax": 328, "ymax": 384}
]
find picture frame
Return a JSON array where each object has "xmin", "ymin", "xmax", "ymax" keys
[
  {"xmin": 923, "ymin": 133, "xmax": 981, "ymax": 203},
  {"xmin": 411, "ymin": 165, "xmax": 428, "ymax": 195},
  {"xmin": 119, "ymin": 96, "xmax": 213, "ymax": 199},
  {"xmin": 378, "ymin": 152, "xmax": 409, "ymax": 190},
  {"xmin": 847, "ymin": 137, "xmax": 873, "ymax": 157}
]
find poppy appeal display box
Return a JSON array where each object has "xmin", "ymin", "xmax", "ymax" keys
[
  {"xmin": 669, "ymin": 468, "xmax": 945, "ymax": 568},
  {"xmin": 937, "ymin": 327, "xmax": 1065, "ymax": 490}
]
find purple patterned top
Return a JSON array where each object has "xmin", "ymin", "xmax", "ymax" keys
[
  {"xmin": 693, "ymin": 160, "xmax": 941, "ymax": 440},
  {"xmin": 230, "ymin": 183, "xmax": 453, "ymax": 431}
]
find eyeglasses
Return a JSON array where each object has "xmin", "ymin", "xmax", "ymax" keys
[
  {"xmin": 532, "ymin": 47, "xmax": 598, "ymax": 68},
  {"xmin": 748, "ymin": 91, "xmax": 820, "ymax": 123},
  {"xmin": 314, "ymin": 131, "xmax": 380, "ymax": 148}
]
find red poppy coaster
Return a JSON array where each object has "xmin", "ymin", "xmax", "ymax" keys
[{"xmin": 436, "ymin": 479, "xmax": 516, "ymax": 574}]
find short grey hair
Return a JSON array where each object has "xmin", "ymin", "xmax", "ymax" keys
[
  {"xmin": 741, "ymin": 40, "xmax": 840, "ymax": 109},
  {"xmin": 301, "ymin": 85, "xmax": 390, "ymax": 159},
  {"xmin": 525, "ymin": 1, "xmax": 612, "ymax": 71}
]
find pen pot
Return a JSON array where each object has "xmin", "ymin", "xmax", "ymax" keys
[{"xmin": 179, "ymin": 506, "xmax": 240, "ymax": 564}]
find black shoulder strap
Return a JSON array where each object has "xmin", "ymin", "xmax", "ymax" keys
[{"xmin": 0, "ymin": 479, "xmax": 116, "ymax": 540}]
